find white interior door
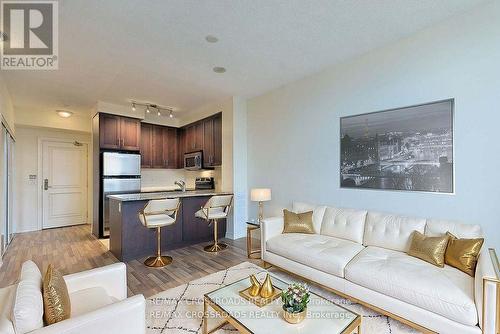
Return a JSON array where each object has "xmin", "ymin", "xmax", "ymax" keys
[{"xmin": 42, "ymin": 140, "xmax": 88, "ymax": 229}]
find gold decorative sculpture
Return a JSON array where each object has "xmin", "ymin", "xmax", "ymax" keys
[
  {"xmin": 248, "ymin": 274, "xmax": 261, "ymax": 297},
  {"xmin": 239, "ymin": 273, "xmax": 281, "ymax": 307},
  {"xmin": 259, "ymin": 273, "xmax": 274, "ymax": 298}
]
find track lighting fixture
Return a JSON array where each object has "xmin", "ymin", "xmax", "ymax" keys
[{"xmin": 130, "ymin": 101, "xmax": 175, "ymax": 118}]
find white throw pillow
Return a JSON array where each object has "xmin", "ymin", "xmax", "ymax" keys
[
  {"xmin": 11, "ymin": 261, "xmax": 44, "ymax": 334},
  {"xmin": 20, "ymin": 260, "xmax": 42, "ymax": 282}
]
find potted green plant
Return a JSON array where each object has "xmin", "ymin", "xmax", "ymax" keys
[{"xmin": 281, "ymin": 282, "xmax": 310, "ymax": 324}]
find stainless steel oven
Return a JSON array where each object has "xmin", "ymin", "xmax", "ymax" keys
[{"xmin": 184, "ymin": 151, "xmax": 203, "ymax": 170}]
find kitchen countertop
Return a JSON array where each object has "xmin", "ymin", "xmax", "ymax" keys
[{"xmin": 107, "ymin": 190, "xmax": 232, "ymax": 202}]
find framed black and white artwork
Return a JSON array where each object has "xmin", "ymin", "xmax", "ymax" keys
[{"xmin": 340, "ymin": 99, "xmax": 454, "ymax": 193}]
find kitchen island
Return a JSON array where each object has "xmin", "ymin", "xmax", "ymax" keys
[{"xmin": 107, "ymin": 190, "xmax": 232, "ymax": 261}]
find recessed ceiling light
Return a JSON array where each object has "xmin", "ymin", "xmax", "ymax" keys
[
  {"xmin": 56, "ymin": 110, "xmax": 73, "ymax": 118},
  {"xmin": 213, "ymin": 66, "xmax": 226, "ymax": 73},
  {"xmin": 205, "ymin": 35, "xmax": 218, "ymax": 43}
]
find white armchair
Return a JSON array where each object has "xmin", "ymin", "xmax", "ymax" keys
[{"xmin": 0, "ymin": 262, "xmax": 145, "ymax": 334}]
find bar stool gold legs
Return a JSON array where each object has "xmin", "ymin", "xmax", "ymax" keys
[
  {"xmin": 144, "ymin": 226, "xmax": 172, "ymax": 267},
  {"xmin": 203, "ymin": 219, "xmax": 228, "ymax": 253}
]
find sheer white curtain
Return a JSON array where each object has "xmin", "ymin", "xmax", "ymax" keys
[{"xmin": 0, "ymin": 125, "xmax": 14, "ymax": 256}]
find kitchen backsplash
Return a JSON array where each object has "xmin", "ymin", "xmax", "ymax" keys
[
  {"xmin": 140, "ymin": 169, "xmax": 185, "ymax": 189},
  {"xmin": 141, "ymin": 168, "xmax": 221, "ymax": 191}
]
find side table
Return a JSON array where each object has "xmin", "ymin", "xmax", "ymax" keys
[{"xmin": 246, "ymin": 221, "xmax": 261, "ymax": 259}]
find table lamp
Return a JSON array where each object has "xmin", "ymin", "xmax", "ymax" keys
[{"xmin": 250, "ymin": 188, "xmax": 272, "ymax": 223}]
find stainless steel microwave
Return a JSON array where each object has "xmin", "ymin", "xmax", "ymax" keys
[{"xmin": 184, "ymin": 151, "xmax": 203, "ymax": 170}]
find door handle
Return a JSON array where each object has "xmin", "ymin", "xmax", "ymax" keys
[{"xmin": 43, "ymin": 179, "xmax": 51, "ymax": 190}]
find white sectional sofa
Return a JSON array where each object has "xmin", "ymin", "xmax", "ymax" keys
[{"xmin": 261, "ymin": 202, "xmax": 499, "ymax": 334}]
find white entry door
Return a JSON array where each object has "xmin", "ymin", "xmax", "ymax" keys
[{"xmin": 42, "ymin": 140, "xmax": 88, "ymax": 229}]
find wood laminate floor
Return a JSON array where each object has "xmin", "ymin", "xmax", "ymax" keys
[{"xmin": 0, "ymin": 224, "xmax": 262, "ymax": 297}]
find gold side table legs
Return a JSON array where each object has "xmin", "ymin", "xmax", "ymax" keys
[
  {"xmin": 246, "ymin": 224, "xmax": 261, "ymax": 259},
  {"xmin": 145, "ymin": 226, "xmax": 173, "ymax": 267},
  {"xmin": 204, "ymin": 219, "xmax": 228, "ymax": 253}
]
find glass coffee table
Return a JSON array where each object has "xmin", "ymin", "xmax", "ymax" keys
[{"xmin": 203, "ymin": 273, "xmax": 361, "ymax": 334}]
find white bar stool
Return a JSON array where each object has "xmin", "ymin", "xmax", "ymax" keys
[
  {"xmin": 138, "ymin": 198, "xmax": 180, "ymax": 267},
  {"xmin": 195, "ymin": 194, "xmax": 233, "ymax": 252}
]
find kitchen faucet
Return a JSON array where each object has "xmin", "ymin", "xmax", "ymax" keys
[{"xmin": 175, "ymin": 180, "xmax": 186, "ymax": 192}]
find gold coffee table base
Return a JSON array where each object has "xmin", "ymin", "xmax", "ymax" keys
[{"xmin": 203, "ymin": 296, "xmax": 361, "ymax": 334}]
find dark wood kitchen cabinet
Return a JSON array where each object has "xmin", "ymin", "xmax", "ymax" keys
[
  {"xmin": 185, "ymin": 122, "xmax": 204, "ymax": 152},
  {"xmin": 151, "ymin": 125, "xmax": 164, "ymax": 168},
  {"xmin": 203, "ymin": 114, "xmax": 222, "ymax": 166},
  {"xmin": 140, "ymin": 123, "xmax": 153, "ymax": 168},
  {"xmin": 177, "ymin": 129, "xmax": 185, "ymax": 168},
  {"xmin": 141, "ymin": 123, "xmax": 178, "ymax": 169},
  {"xmin": 120, "ymin": 117, "xmax": 141, "ymax": 151},
  {"xmin": 99, "ymin": 114, "xmax": 121, "ymax": 150},
  {"xmin": 179, "ymin": 112, "xmax": 222, "ymax": 167},
  {"xmin": 162, "ymin": 127, "xmax": 178, "ymax": 169},
  {"xmin": 99, "ymin": 113, "xmax": 141, "ymax": 151}
]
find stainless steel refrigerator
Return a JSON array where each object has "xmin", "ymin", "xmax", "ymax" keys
[{"xmin": 101, "ymin": 152, "xmax": 141, "ymax": 237}]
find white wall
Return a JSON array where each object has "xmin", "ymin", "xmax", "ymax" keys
[
  {"xmin": 14, "ymin": 126, "xmax": 92, "ymax": 233},
  {"xmin": 232, "ymin": 97, "xmax": 248, "ymax": 239},
  {"xmin": 15, "ymin": 108, "xmax": 92, "ymax": 133},
  {"xmin": 247, "ymin": 2, "xmax": 500, "ymax": 249}
]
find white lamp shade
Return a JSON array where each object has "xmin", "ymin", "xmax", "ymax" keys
[{"xmin": 251, "ymin": 188, "xmax": 271, "ymax": 202}]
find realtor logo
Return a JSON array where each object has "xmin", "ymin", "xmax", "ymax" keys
[{"xmin": 1, "ymin": 0, "xmax": 58, "ymax": 70}]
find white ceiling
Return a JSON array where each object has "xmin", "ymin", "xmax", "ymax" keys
[{"xmin": 2, "ymin": 0, "xmax": 490, "ymax": 118}]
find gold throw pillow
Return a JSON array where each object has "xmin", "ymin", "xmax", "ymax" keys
[
  {"xmin": 43, "ymin": 265, "xmax": 71, "ymax": 325},
  {"xmin": 282, "ymin": 209, "xmax": 314, "ymax": 234},
  {"xmin": 445, "ymin": 232, "xmax": 484, "ymax": 276},
  {"xmin": 407, "ymin": 231, "xmax": 449, "ymax": 267}
]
